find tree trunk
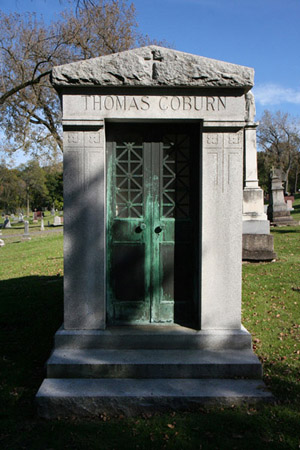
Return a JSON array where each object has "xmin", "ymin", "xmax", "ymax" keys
[
  {"xmin": 295, "ymin": 166, "xmax": 299, "ymax": 193},
  {"xmin": 27, "ymin": 193, "xmax": 30, "ymax": 218}
]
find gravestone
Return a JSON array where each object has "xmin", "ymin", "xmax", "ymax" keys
[
  {"xmin": 0, "ymin": 239, "xmax": 4, "ymax": 247},
  {"xmin": 242, "ymin": 93, "xmax": 276, "ymax": 261},
  {"xmin": 53, "ymin": 216, "xmax": 62, "ymax": 226},
  {"xmin": 36, "ymin": 46, "xmax": 272, "ymax": 417},
  {"xmin": 51, "ymin": 208, "xmax": 55, "ymax": 216},
  {"xmin": 18, "ymin": 213, "xmax": 24, "ymax": 223},
  {"xmin": 286, "ymin": 199, "xmax": 294, "ymax": 211},
  {"xmin": 268, "ymin": 169, "xmax": 297, "ymax": 225},
  {"xmin": 22, "ymin": 221, "xmax": 31, "ymax": 240},
  {"xmin": 33, "ymin": 209, "xmax": 38, "ymax": 223},
  {"xmin": 40, "ymin": 218, "xmax": 45, "ymax": 231}
]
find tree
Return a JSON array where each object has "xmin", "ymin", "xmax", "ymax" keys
[
  {"xmin": 257, "ymin": 110, "xmax": 300, "ymax": 193},
  {"xmin": 0, "ymin": 0, "xmax": 138, "ymax": 160},
  {"xmin": 44, "ymin": 163, "xmax": 64, "ymax": 210},
  {"xmin": 19, "ymin": 161, "xmax": 49, "ymax": 214},
  {"xmin": 0, "ymin": 165, "xmax": 26, "ymax": 213}
]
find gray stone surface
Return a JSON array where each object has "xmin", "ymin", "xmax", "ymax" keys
[
  {"xmin": 201, "ymin": 130, "xmax": 243, "ymax": 329},
  {"xmin": 242, "ymin": 220, "xmax": 270, "ymax": 235},
  {"xmin": 47, "ymin": 348, "xmax": 262, "ymax": 379},
  {"xmin": 268, "ymin": 169, "xmax": 298, "ymax": 225},
  {"xmin": 63, "ymin": 129, "xmax": 106, "ymax": 329},
  {"xmin": 243, "ymin": 234, "xmax": 276, "ymax": 261},
  {"xmin": 54, "ymin": 325, "xmax": 252, "ymax": 350},
  {"xmin": 52, "ymin": 46, "xmax": 254, "ymax": 89},
  {"xmin": 22, "ymin": 220, "xmax": 31, "ymax": 241},
  {"xmin": 36, "ymin": 378, "xmax": 273, "ymax": 418}
]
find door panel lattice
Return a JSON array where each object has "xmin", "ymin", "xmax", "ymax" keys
[
  {"xmin": 115, "ymin": 142, "xmax": 144, "ymax": 218},
  {"xmin": 162, "ymin": 135, "xmax": 190, "ymax": 218}
]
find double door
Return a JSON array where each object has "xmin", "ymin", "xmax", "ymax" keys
[{"xmin": 106, "ymin": 123, "xmax": 199, "ymax": 325}]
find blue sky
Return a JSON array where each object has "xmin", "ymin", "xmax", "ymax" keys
[{"xmin": 0, "ymin": 0, "xmax": 299, "ymax": 163}]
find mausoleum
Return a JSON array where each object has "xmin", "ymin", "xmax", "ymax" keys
[{"xmin": 36, "ymin": 46, "xmax": 272, "ymax": 417}]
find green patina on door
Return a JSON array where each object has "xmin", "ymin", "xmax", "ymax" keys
[{"xmin": 106, "ymin": 123, "xmax": 199, "ymax": 325}]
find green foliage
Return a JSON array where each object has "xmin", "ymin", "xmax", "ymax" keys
[
  {"xmin": 44, "ymin": 165, "xmax": 63, "ymax": 209},
  {"xmin": 0, "ymin": 213, "xmax": 300, "ymax": 449},
  {"xmin": 0, "ymin": 160, "xmax": 63, "ymax": 212},
  {"xmin": 0, "ymin": 165, "xmax": 26, "ymax": 212}
]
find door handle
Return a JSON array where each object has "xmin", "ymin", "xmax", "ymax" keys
[
  {"xmin": 136, "ymin": 223, "xmax": 146, "ymax": 233},
  {"xmin": 154, "ymin": 225, "xmax": 165, "ymax": 234}
]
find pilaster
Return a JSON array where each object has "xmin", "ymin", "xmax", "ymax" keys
[
  {"xmin": 63, "ymin": 120, "xmax": 106, "ymax": 329},
  {"xmin": 201, "ymin": 127, "xmax": 243, "ymax": 329}
]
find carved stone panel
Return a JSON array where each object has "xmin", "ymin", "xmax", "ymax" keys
[
  {"xmin": 201, "ymin": 130, "xmax": 243, "ymax": 329},
  {"xmin": 63, "ymin": 128, "xmax": 106, "ymax": 329}
]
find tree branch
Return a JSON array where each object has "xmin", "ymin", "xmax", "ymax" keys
[{"xmin": 0, "ymin": 70, "xmax": 51, "ymax": 105}]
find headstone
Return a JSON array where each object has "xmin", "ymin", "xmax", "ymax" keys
[
  {"xmin": 40, "ymin": 218, "xmax": 45, "ymax": 231},
  {"xmin": 33, "ymin": 209, "xmax": 38, "ymax": 223},
  {"xmin": 286, "ymin": 199, "xmax": 294, "ymax": 211},
  {"xmin": 51, "ymin": 208, "xmax": 55, "ymax": 216},
  {"xmin": 268, "ymin": 169, "xmax": 297, "ymax": 225},
  {"xmin": 0, "ymin": 239, "xmax": 5, "ymax": 247},
  {"xmin": 37, "ymin": 211, "xmax": 43, "ymax": 219},
  {"xmin": 53, "ymin": 216, "xmax": 62, "ymax": 226},
  {"xmin": 242, "ymin": 97, "xmax": 275, "ymax": 261},
  {"xmin": 36, "ymin": 46, "xmax": 272, "ymax": 417},
  {"xmin": 3, "ymin": 217, "xmax": 11, "ymax": 228},
  {"xmin": 18, "ymin": 213, "xmax": 24, "ymax": 223},
  {"xmin": 22, "ymin": 221, "xmax": 31, "ymax": 240}
]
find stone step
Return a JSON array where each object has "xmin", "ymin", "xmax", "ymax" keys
[
  {"xmin": 47, "ymin": 349, "xmax": 262, "ymax": 379},
  {"xmin": 36, "ymin": 378, "xmax": 273, "ymax": 418},
  {"xmin": 54, "ymin": 325, "xmax": 252, "ymax": 350}
]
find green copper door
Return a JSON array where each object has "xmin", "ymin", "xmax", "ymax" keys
[{"xmin": 106, "ymin": 123, "xmax": 199, "ymax": 326}]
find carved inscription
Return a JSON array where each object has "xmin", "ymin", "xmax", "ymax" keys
[
  {"xmin": 206, "ymin": 134, "xmax": 219, "ymax": 145},
  {"xmin": 228, "ymin": 133, "xmax": 241, "ymax": 145},
  {"xmin": 82, "ymin": 95, "xmax": 226, "ymax": 112},
  {"xmin": 205, "ymin": 132, "xmax": 242, "ymax": 194}
]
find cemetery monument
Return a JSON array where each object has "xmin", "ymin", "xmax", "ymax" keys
[
  {"xmin": 267, "ymin": 169, "xmax": 298, "ymax": 226},
  {"xmin": 36, "ymin": 46, "xmax": 272, "ymax": 417}
]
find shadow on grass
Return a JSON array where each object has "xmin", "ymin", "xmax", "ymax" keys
[
  {"xmin": 0, "ymin": 275, "xmax": 63, "ymax": 418},
  {"xmin": 271, "ymin": 228, "xmax": 299, "ymax": 234}
]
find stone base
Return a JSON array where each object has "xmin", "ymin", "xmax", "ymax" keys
[
  {"xmin": 53, "ymin": 325, "xmax": 253, "ymax": 350},
  {"xmin": 271, "ymin": 214, "xmax": 298, "ymax": 226},
  {"xmin": 242, "ymin": 219, "xmax": 270, "ymax": 235},
  {"xmin": 243, "ymin": 234, "xmax": 276, "ymax": 261},
  {"xmin": 36, "ymin": 378, "xmax": 273, "ymax": 418},
  {"xmin": 268, "ymin": 208, "xmax": 298, "ymax": 226},
  {"xmin": 36, "ymin": 325, "xmax": 272, "ymax": 417}
]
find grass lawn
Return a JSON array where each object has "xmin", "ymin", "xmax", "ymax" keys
[{"xmin": 0, "ymin": 199, "xmax": 299, "ymax": 449}]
